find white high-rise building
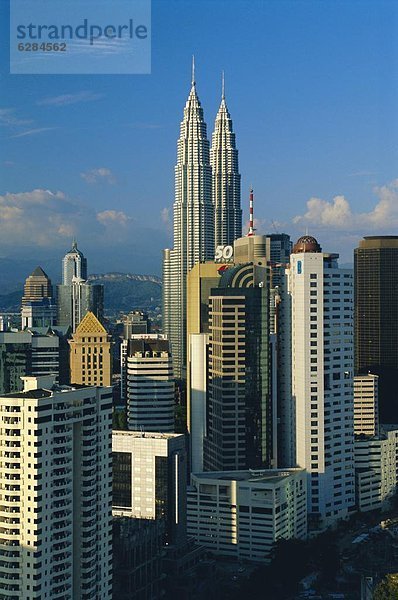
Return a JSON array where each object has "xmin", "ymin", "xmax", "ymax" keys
[
  {"xmin": 285, "ymin": 235, "xmax": 355, "ymax": 531},
  {"xmin": 0, "ymin": 375, "xmax": 113, "ymax": 599},
  {"xmin": 126, "ymin": 335, "xmax": 175, "ymax": 432},
  {"xmin": 162, "ymin": 61, "xmax": 214, "ymax": 380},
  {"xmin": 112, "ymin": 431, "xmax": 187, "ymax": 545},
  {"xmin": 210, "ymin": 74, "xmax": 241, "ymax": 249},
  {"xmin": 62, "ymin": 240, "xmax": 87, "ymax": 285}
]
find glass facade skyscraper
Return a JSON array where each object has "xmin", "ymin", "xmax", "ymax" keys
[{"xmin": 354, "ymin": 236, "xmax": 398, "ymax": 423}]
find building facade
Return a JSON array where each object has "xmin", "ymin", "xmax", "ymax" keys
[
  {"xmin": 21, "ymin": 266, "xmax": 56, "ymax": 329},
  {"xmin": 211, "ymin": 78, "xmax": 241, "ymax": 248},
  {"xmin": 113, "ymin": 517, "xmax": 164, "ymax": 600},
  {"xmin": 112, "ymin": 431, "xmax": 187, "ymax": 545},
  {"xmin": 0, "ymin": 375, "xmax": 113, "ymax": 599},
  {"xmin": 57, "ymin": 279, "xmax": 104, "ymax": 332},
  {"xmin": 354, "ymin": 426, "xmax": 398, "ymax": 512},
  {"xmin": 126, "ymin": 336, "xmax": 174, "ymax": 432},
  {"xmin": 354, "ymin": 236, "xmax": 398, "ymax": 423},
  {"xmin": 187, "ymin": 469, "xmax": 307, "ymax": 563},
  {"xmin": 162, "ymin": 66, "xmax": 214, "ymax": 380},
  {"xmin": 69, "ymin": 311, "xmax": 112, "ymax": 387},
  {"xmin": 286, "ymin": 235, "xmax": 355, "ymax": 530},
  {"xmin": 354, "ymin": 374, "xmax": 379, "ymax": 436},
  {"xmin": 203, "ymin": 262, "xmax": 272, "ymax": 471}
]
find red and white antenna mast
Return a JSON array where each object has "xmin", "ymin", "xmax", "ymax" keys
[{"xmin": 248, "ymin": 188, "xmax": 255, "ymax": 236}]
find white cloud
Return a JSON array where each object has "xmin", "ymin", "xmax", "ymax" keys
[
  {"xmin": 80, "ymin": 167, "xmax": 116, "ymax": 184},
  {"xmin": 293, "ymin": 179, "xmax": 398, "ymax": 232},
  {"xmin": 97, "ymin": 210, "xmax": 131, "ymax": 225},
  {"xmin": 37, "ymin": 91, "xmax": 103, "ymax": 107}
]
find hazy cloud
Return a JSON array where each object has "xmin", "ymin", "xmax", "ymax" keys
[
  {"xmin": 80, "ymin": 167, "xmax": 116, "ymax": 184},
  {"xmin": 0, "ymin": 189, "xmax": 147, "ymax": 252},
  {"xmin": 37, "ymin": 91, "xmax": 104, "ymax": 107},
  {"xmin": 0, "ymin": 108, "xmax": 32, "ymax": 127},
  {"xmin": 10, "ymin": 127, "xmax": 57, "ymax": 139},
  {"xmin": 293, "ymin": 179, "xmax": 398, "ymax": 232}
]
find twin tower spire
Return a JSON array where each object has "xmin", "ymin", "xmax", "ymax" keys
[{"xmin": 163, "ymin": 59, "xmax": 242, "ymax": 379}]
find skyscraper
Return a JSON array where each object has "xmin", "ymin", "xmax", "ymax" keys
[
  {"xmin": 354, "ymin": 236, "xmax": 398, "ymax": 422},
  {"xmin": 203, "ymin": 262, "xmax": 272, "ymax": 472},
  {"xmin": 0, "ymin": 375, "xmax": 112, "ymax": 598},
  {"xmin": 211, "ymin": 74, "xmax": 241, "ymax": 248},
  {"xmin": 126, "ymin": 335, "xmax": 175, "ymax": 432},
  {"xmin": 286, "ymin": 235, "xmax": 355, "ymax": 531},
  {"xmin": 62, "ymin": 240, "xmax": 87, "ymax": 285},
  {"xmin": 57, "ymin": 278, "xmax": 104, "ymax": 331},
  {"xmin": 163, "ymin": 61, "xmax": 214, "ymax": 380},
  {"xmin": 21, "ymin": 266, "xmax": 56, "ymax": 329}
]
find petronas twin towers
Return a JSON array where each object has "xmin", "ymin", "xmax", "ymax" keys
[{"xmin": 163, "ymin": 61, "xmax": 242, "ymax": 379}]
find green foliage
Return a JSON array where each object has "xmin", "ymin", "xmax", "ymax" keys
[
  {"xmin": 113, "ymin": 409, "xmax": 127, "ymax": 430},
  {"xmin": 99, "ymin": 277, "xmax": 161, "ymax": 311},
  {"xmin": 373, "ymin": 574, "xmax": 398, "ymax": 600},
  {"xmin": 175, "ymin": 403, "xmax": 187, "ymax": 434}
]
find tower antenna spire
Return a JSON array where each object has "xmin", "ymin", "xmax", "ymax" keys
[
  {"xmin": 191, "ymin": 55, "xmax": 195, "ymax": 86},
  {"xmin": 248, "ymin": 188, "xmax": 255, "ymax": 236},
  {"xmin": 222, "ymin": 70, "xmax": 225, "ymax": 99}
]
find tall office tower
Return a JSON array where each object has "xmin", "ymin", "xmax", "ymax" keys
[
  {"xmin": 123, "ymin": 311, "xmax": 150, "ymax": 338},
  {"xmin": 211, "ymin": 74, "xmax": 241, "ymax": 248},
  {"xmin": 21, "ymin": 266, "xmax": 56, "ymax": 329},
  {"xmin": 287, "ymin": 235, "xmax": 355, "ymax": 531},
  {"xmin": 0, "ymin": 331, "xmax": 31, "ymax": 394},
  {"xmin": 126, "ymin": 335, "xmax": 174, "ymax": 432},
  {"xmin": 57, "ymin": 278, "xmax": 104, "ymax": 331},
  {"xmin": 22, "ymin": 266, "xmax": 52, "ymax": 301},
  {"xmin": 112, "ymin": 430, "xmax": 187, "ymax": 545},
  {"xmin": 69, "ymin": 311, "xmax": 112, "ymax": 387},
  {"xmin": 0, "ymin": 327, "xmax": 71, "ymax": 394},
  {"xmin": 203, "ymin": 262, "xmax": 272, "ymax": 471},
  {"xmin": 354, "ymin": 374, "xmax": 379, "ymax": 436},
  {"xmin": 266, "ymin": 233, "xmax": 292, "ymax": 286},
  {"xmin": 186, "ymin": 261, "xmax": 230, "ymax": 471},
  {"xmin": 0, "ymin": 375, "xmax": 113, "ymax": 599},
  {"xmin": 162, "ymin": 63, "xmax": 214, "ymax": 380},
  {"xmin": 62, "ymin": 240, "xmax": 87, "ymax": 285},
  {"xmin": 355, "ymin": 236, "xmax": 398, "ymax": 423}
]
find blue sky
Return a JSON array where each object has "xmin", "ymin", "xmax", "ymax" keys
[{"xmin": 1, "ymin": 0, "xmax": 397, "ymax": 276}]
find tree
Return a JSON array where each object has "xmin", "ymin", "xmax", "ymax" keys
[{"xmin": 373, "ymin": 574, "xmax": 398, "ymax": 600}]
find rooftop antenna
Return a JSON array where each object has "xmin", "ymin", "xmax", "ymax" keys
[
  {"xmin": 191, "ymin": 55, "xmax": 195, "ymax": 87},
  {"xmin": 248, "ymin": 188, "xmax": 255, "ymax": 236}
]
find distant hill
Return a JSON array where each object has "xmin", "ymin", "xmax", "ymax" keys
[
  {"xmin": 88, "ymin": 273, "xmax": 162, "ymax": 312},
  {"xmin": 0, "ymin": 273, "xmax": 162, "ymax": 314}
]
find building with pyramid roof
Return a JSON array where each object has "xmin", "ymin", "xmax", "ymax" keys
[
  {"xmin": 21, "ymin": 266, "xmax": 56, "ymax": 329},
  {"xmin": 69, "ymin": 311, "xmax": 112, "ymax": 387}
]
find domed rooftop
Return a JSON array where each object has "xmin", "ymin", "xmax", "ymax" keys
[{"xmin": 293, "ymin": 235, "xmax": 322, "ymax": 254}]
